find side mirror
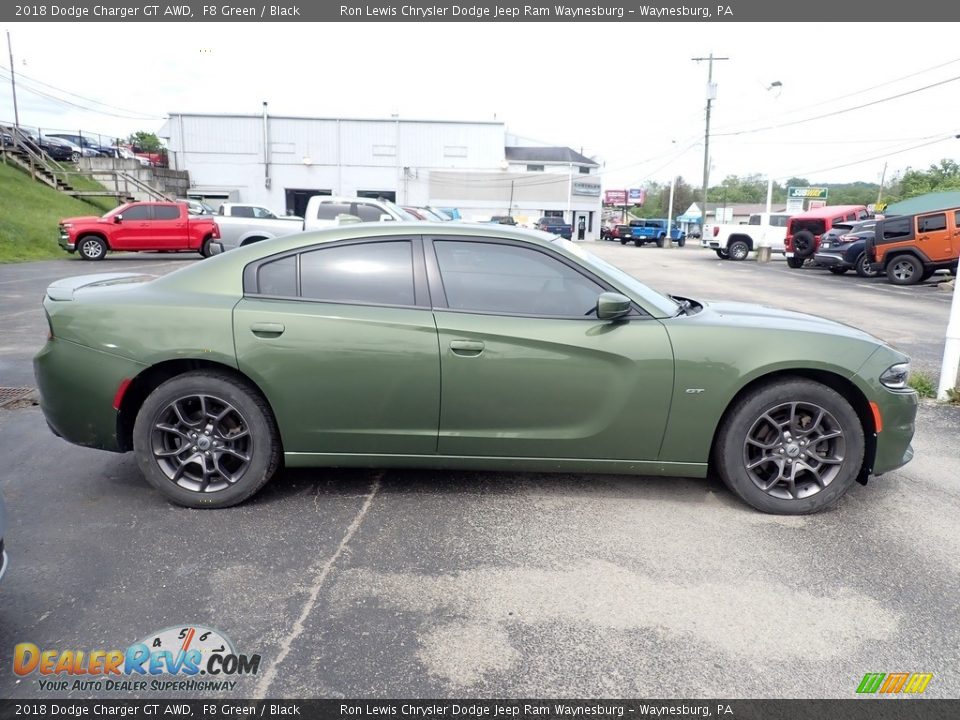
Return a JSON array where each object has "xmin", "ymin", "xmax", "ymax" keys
[
  {"xmin": 113, "ymin": 214, "xmax": 123, "ymax": 223},
  {"xmin": 596, "ymin": 292, "xmax": 632, "ymax": 321},
  {"xmin": 379, "ymin": 214, "xmax": 394, "ymax": 222}
]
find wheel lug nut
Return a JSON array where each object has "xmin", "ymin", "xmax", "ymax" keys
[{"xmin": 192, "ymin": 446, "xmax": 197, "ymax": 451}]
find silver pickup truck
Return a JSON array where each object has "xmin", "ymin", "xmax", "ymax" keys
[{"xmin": 214, "ymin": 203, "xmax": 305, "ymax": 250}]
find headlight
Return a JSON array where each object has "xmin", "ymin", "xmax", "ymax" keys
[
  {"xmin": 880, "ymin": 362, "xmax": 911, "ymax": 390},
  {"xmin": 61, "ymin": 223, "xmax": 72, "ymax": 229}
]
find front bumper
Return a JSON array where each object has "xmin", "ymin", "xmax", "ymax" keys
[
  {"xmin": 58, "ymin": 231, "xmax": 75, "ymax": 251},
  {"xmin": 872, "ymin": 389, "xmax": 919, "ymax": 476}
]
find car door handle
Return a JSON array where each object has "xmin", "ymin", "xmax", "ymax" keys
[
  {"xmin": 450, "ymin": 340, "xmax": 485, "ymax": 356},
  {"xmin": 250, "ymin": 322, "xmax": 285, "ymax": 337}
]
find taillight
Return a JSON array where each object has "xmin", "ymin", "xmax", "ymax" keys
[
  {"xmin": 712, "ymin": 226, "xmax": 719, "ymax": 237},
  {"xmin": 212, "ymin": 223, "xmax": 221, "ymax": 239}
]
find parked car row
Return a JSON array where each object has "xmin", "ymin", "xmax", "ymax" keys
[{"xmin": 602, "ymin": 218, "xmax": 686, "ymax": 247}]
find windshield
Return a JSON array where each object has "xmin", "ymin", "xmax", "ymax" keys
[{"xmin": 551, "ymin": 238, "xmax": 681, "ymax": 317}]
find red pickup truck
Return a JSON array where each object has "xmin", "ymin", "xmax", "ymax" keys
[{"xmin": 58, "ymin": 201, "xmax": 220, "ymax": 261}]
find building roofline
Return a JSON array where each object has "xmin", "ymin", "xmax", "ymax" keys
[{"xmin": 166, "ymin": 112, "xmax": 505, "ymax": 126}]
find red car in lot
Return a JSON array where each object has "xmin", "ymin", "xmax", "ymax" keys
[
  {"xmin": 58, "ymin": 201, "xmax": 220, "ymax": 261},
  {"xmin": 783, "ymin": 205, "xmax": 870, "ymax": 268}
]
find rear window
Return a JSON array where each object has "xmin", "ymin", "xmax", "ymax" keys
[
  {"xmin": 881, "ymin": 216, "xmax": 912, "ymax": 241},
  {"xmin": 790, "ymin": 218, "xmax": 826, "ymax": 236}
]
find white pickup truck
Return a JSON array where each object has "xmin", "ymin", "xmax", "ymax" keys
[
  {"xmin": 215, "ymin": 197, "xmax": 416, "ymax": 251},
  {"xmin": 702, "ymin": 212, "xmax": 792, "ymax": 261}
]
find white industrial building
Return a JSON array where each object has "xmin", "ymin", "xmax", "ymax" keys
[{"xmin": 159, "ymin": 110, "xmax": 602, "ymax": 238}]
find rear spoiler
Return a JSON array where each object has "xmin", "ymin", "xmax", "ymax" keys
[{"xmin": 46, "ymin": 273, "xmax": 155, "ymax": 301}]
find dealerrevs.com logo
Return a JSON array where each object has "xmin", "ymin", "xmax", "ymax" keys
[{"xmin": 14, "ymin": 625, "xmax": 261, "ymax": 692}]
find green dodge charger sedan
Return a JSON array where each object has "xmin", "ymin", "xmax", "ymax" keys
[{"xmin": 34, "ymin": 223, "xmax": 918, "ymax": 514}]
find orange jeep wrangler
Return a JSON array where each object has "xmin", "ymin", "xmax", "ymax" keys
[{"xmin": 866, "ymin": 207, "xmax": 960, "ymax": 285}]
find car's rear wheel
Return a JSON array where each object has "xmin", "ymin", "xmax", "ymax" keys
[
  {"xmin": 855, "ymin": 252, "xmax": 879, "ymax": 278},
  {"xmin": 619, "ymin": 238, "xmax": 628, "ymax": 245},
  {"xmin": 786, "ymin": 256, "xmax": 804, "ymax": 268},
  {"xmin": 78, "ymin": 236, "xmax": 107, "ymax": 261},
  {"xmin": 656, "ymin": 236, "xmax": 665, "ymax": 248},
  {"xmin": 828, "ymin": 267, "xmax": 848, "ymax": 275},
  {"xmin": 678, "ymin": 236, "xmax": 686, "ymax": 247},
  {"xmin": 133, "ymin": 371, "xmax": 281, "ymax": 508},
  {"xmin": 887, "ymin": 255, "xmax": 923, "ymax": 285},
  {"xmin": 715, "ymin": 249, "xmax": 729, "ymax": 259},
  {"xmin": 715, "ymin": 379, "xmax": 865, "ymax": 514},
  {"xmin": 199, "ymin": 237, "xmax": 214, "ymax": 258},
  {"xmin": 70, "ymin": 151, "xmax": 80, "ymax": 163},
  {"xmin": 728, "ymin": 240, "xmax": 750, "ymax": 261}
]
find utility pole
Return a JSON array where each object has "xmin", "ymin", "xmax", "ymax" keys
[
  {"xmin": 876, "ymin": 162, "xmax": 888, "ymax": 207},
  {"xmin": 6, "ymin": 31, "xmax": 20, "ymax": 151},
  {"xmin": 692, "ymin": 53, "xmax": 728, "ymax": 235}
]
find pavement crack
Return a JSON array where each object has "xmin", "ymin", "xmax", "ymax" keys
[{"xmin": 252, "ymin": 472, "xmax": 383, "ymax": 698}]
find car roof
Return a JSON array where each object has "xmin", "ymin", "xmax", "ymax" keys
[{"xmin": 790, "ymin": 205, "xmax": 866, "ymax": 219}]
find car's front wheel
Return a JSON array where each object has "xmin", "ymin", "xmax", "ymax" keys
[
  {"xmin": 78, "ymin": 235, "xmax": 107, "ymax": 261},
  {"xmin": 133, "ymin": 371, "xmax": 281, "ymax": 508},
  {"xmin": 715, "ymin": 379, "xmax": 865, "ymax": 514}
]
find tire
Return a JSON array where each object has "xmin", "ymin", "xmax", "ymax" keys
[
  {"xmin": 70, "ymin": 151, "xmax": 80, "ymax": 163},
  {"xmin": 133, "ymin": 371, "xmax": 281, "ymax": 508},
  {"xmin": 78, "ymin": 235, "xmax": 107, "ymax": 261},
  {"xmin": 828, "ymin": 267, "xmax": 849, "ymax": 275},
  {"xmin": 792, "ymin": 230, "xmax": 816, "ymax": 259},
  {"xmin": 728, "ymin": 240, "xmax": 750, "ymax": 261},
  {"xmin": 656, "ymin": 236, "xmax": 665, "ymax": 248},
  {"xmin": 786, "ymin": 256, "xmax": 804, "ymax": 269},
  {"xmin": 715, "ymin": 249, "xmax": 729, "ymax": 259},
  {"xmin": 886, "ymin": 255, "xmax": 923, "ymax": 285},
  {"xmin": 854, "ymin": 252, "xmax": 879, "ymax": 278},
  {"xmin": 634, "ymin": 239, "xmax": 642, "ymax": 247},
  {"xmin": 619, "ymin": 238, "xmax": 628, "ymax": 245},
  {"xmin": 715, "ymin": 379, "xmax": 865, "ymax": 514},
  {"xmin": 678, "ymin": 236, "xmax": 686, "ymax": 248}
]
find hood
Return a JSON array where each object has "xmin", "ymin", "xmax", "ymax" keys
[
  {"xmin": 60, "ymin": 215, "xmax": 103, "ymax": 225},
  {"xmin": 701, "ymin": 300, "xmax": 880, "ymax": 344}
]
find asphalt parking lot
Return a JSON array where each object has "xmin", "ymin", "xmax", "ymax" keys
[{"xmin": 1, "ymin": 245, "xmax": 958, "ymax": 700}]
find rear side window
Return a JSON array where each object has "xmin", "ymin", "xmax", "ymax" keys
[
  {"xmin": 257, "ymin": 256, "xmax": 297, "ymax": 296},
  {"xmin": 355, "ymin": 203, "xmax": 388, "ymax": 222},
  {"xmin": 918, "ymin": 213, "xmax": 946, "ymax": 232},
  {"xmin": 300, "ymin": 241, "xmax": 415, "ymax": 306},
  {"xmin": 154, "ymin": 206, "xmax": 180, "ymax": 220},
  {"xmin": 790, "ymin": 219, "xmax": 826, "ymax": 236},
  {"xmin": 881, "ymin": 216, "xmax": 912, "ymax": 241},
  {"xmin": 314, "ymin": 202, "xmax": 352, "ymax": 221}
]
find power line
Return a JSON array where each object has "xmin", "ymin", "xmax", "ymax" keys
[
  {"xmin": 0, "ymin": 66, "xmax": 162, "ymax": 120},
  {"xmin": 0, "ymin": 63, "xmax": 162, "ymax": 118},
  {"xmin": 776, "ymin": 134, "xmax": 957, "ymax": 180},
  {"xmin": 714, "ymin": 74, "xmax": 960, "ymax": 138}
]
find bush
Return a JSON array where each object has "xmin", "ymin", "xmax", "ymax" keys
[{"xmin": 908, "ymin": 371, "xmax": 936, "ymax": 398}]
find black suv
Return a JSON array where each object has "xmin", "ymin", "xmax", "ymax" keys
[{"xmin": 813, "ymin": 220, "xmax": 879, "ymax": 277}]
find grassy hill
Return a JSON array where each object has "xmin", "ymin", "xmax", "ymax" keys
[{"xmin": 0, "ymin": 161, "xmax": 117, "ymax": 263}]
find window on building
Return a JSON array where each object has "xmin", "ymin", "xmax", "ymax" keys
[
  {"xmin": 526, "ymin": 164, "xmax": 545, "ymax": 172},
  {"xmin": 579, "ymin": 166, "xmax": 591, "ymax": 174},
  {"xmin": 433, "ymin": 241, "xmax": 603, "ymax": 317}
]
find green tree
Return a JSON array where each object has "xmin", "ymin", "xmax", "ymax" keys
[
  {"xmin": 888, "ymin": 159, "xmax": 960, "ymax": 201},
  {"xmin": 127, "ymin": 131, "xmax": 163, "ymax": 152}
]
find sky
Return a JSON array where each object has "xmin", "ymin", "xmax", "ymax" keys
[{"xmin": 1, "ymin": 22, "xmax": 958, "ymax": 191}]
